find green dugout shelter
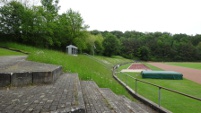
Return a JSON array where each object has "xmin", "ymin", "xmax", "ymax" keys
[{"xmin": 141, "ymin": 71, "xmax": 183, "ymax": 80}]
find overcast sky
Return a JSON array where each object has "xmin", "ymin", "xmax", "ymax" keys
[{"xmin": 58, "ymin": 0, "xmax": 201, "ymax": 35}]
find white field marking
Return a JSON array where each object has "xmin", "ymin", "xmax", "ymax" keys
[
  {"xmin": 127, "ymin": 63, "xmax": 134, "ymax": 69},
  {"xmin": 121, "ymin": 69, "xmax": 152, "ymax": 72}
]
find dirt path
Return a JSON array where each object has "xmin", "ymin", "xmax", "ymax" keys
[{"xmin": 149, "ymin": 63, "xmax": 201, "ymax": 84}]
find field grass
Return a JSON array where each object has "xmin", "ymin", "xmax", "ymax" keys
[
  {"xmin": 145, "ymin": 63, "xmax": 163, "ymax": 70},
  {"xmin": 116, "ymin": 63, "xmax": 201, "ymax": 113},
  {"xmin": 0, "ymin": 42, "xmax": 135, "ymax": 100},
  {"xmin": 0, "ymin": 48, "xmax": 24, "ymax": 56},
  {"xmin": 118, "ymin": 63, "xmax": 131, "ymax": 70},
  {"xmin": 167, "ymin": 62, "xmax": 201, "ymax": 70}
]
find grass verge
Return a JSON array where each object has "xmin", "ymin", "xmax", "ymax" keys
[
  {"xmin": 0, "ymin": 48, "xmax": 24, "ymax": 56},
  {"xmin": 116, "ymin": 63, "xmax": 201, "ymax": 113}
]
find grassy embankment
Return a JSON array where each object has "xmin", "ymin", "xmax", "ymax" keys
[
  {"xmin": 116, "ymin": 63, "xmax": 201, "ymax": 113},
  {"xmin": 0, "ymin": 48, "xmax": 24, "ymax": 56},
  {"xmin": 0, "ymin": 42, "xmax": 135, "ymax": 100}
]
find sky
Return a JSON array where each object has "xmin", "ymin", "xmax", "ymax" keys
[{"xmin": 39, "ymin": 0, "xmax": 201, "ymax": 35}]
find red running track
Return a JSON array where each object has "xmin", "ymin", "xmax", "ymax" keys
[{"xmin": 128, "ymin": 63, "xmax": 150, "ymax": 70}]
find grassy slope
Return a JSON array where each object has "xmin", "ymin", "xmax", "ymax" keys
[
  {"xmin": 0, "ymin": 42, "xmax": 135, "ymax": 100},
  {"xmin": 0, "ymin": 48, "xmax": 24, "ymax": 56},
  {"xmin": 167, "ymin": 62, "xmax": 201, "ymax": 70},
  {"xmin": 117, "ymin": 63, "xmax": 201, "ymax": 113}
]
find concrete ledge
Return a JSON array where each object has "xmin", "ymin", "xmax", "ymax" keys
[
  {"xmin": 0, "ymin": 55, "xmax": 63, "ymax": 87},
  {"xmin": 11, "ymin": 72, "xmax": 32, "ymax": 87},
  {"xmin": 0, "ymin": 66, "xmax": 62, "ymax": 87},
  {"xmin": 52, "ymin": 66, "xmax": 62, "ymax": 81},
  {"xmin": 32, "ymin": 72, "xmax": 52, "ymax": 84},
  {"xmin": 0, "ymin": 73, "xmax": 11, "ymax": 87},
  {"xmin": 32, "ymin": 66, "xmax": 62, "ymax": 84}
]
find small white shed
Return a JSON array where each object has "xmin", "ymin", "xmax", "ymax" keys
[{"xmin": 66, "ymin": 45, "xmax": 78, "ymax": 55}]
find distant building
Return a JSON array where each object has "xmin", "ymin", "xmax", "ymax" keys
[{"xmin": 66, "ymin": 45, "xmax": 78, "ymax": 55}]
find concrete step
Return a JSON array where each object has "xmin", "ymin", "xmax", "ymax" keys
[
  {"xmin": 120, "ymin": 96, "xmax": 158, "ymax": 113},
  {"xmin": 81, "ymin": 81, "xmax": 114, "ymax": 113},
  {"xmin": 0, "ymin": 56, "xmax": 62, "ymax": 87},
  {"xmin": 100, "ymin": 88, "xmax": 149, "ymax": 113},
  {"xmin": 0, "ymin": 73, "xmax": 85, "ymax": 113}
]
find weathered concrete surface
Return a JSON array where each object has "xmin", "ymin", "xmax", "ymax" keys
[
  {"xmin": 11, "ymin": 72, "xmax": 32, "ymax": 87},
  {"xmin": 0, "ymin": 56, "xmax": 27, "ymax": 87},
  {"xmin": 81, "ymin": 81, "xmax": 113, "ymax": 113},
  {"xmin": 0, "ymin": 57, "xmax": 61, "ymax": 73},
  {"xmin": 81, "ymin": 81, "xmax": 156, "ymax": 113},
  {"xmin": 32, "ymin": 66, "xmax": 62, "ymax": 84},
  {"xmin": 0, "ymin": 73, "xmax": 85, "ymax": 113},
  {"xmin": 0, "ymin": 73, "xmax": 11, "ymax": 87},
  {"xmin": 100, "ymin": 88, "xmax": 150, "ymax": 113},
  {"xmin": 0, "ymin": 56, "xmax": 27, "ymax": 69},
  {"xmin": 0, "ymin": 56, "xmax": 62, "ymax": 87}
]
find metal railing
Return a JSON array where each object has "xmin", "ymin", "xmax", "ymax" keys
[{"xmin": 113, "ymin": 64, "xmax": 201, "ymax": 107}]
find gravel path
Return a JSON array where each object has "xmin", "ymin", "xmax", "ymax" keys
[{"xmin": 149, "ymin": 62, "xmax": 201, "ymax": 84}]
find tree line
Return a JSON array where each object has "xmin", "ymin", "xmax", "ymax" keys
[
  {"xmin": 1, "ymin": 0, "xmax": 201, "ymax": 61},
  {"xmin": 90, "ymin": 30, "xmax": 201, "ymax": 61}
]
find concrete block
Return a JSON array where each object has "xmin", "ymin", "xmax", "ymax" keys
[
  {"xmin": 0, "ymin": 73, "xmax": 11, "ymax": 87},
  {"xmin": 32, "ymin": 72, "xmax": 53, "ymax": 84},
  {"xmin": 11, "ymin": 72, "xmax": 32, "ymax": 87},
  {"xmin": 52, "ymin": 66, "xmax": 62, "ymax": 82}
]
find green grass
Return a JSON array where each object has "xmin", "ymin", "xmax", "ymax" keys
[
  {"xmin": 145, "ymin": 63, "xmax": 163, "ymax": 70},
  {"xmin": 0, "ymin": 48, "xmax": 24, "ymax": 56},
  {"xmin": 95, "ymin": 55, "xmax": 132, "ymax": 68},
  {"xmin": 167, "ymin": 62, "xmax": 201, "ymax": 70},
  {"xmin": 117, "ymin": 63, "xmax": 201, "ymax": 113},
  {"xmin": 118, "ymin": 63, "xmax": 131, "ymax": 71},
  {"xmin": 0, "ymin": 42, "xmax": 135, "ymax": 100}
]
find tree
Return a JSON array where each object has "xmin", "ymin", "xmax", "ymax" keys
[
  {"xmin": 155, "ymin": 33, "xmax": 174, "ymax": 60},
  {"xmin": 41, "ymin": 0, "xmax": 60, "ymax": 20},
  {"xmin": 94, "ymin": 34, "xmax": 104, "ymax": 55},
  {"xmin": 137, "ymin": 46, "xmax": 150, "ymax": 61},
  {"xmin": 90, "ymin": 30, "xmax": 101, "ymax": 35},
  {"xmin": 196, "ymin": 42, "xmax": 201, "ymax": 60},
  {"xmin": 102, "ymin": 34, "xmax": 120, "ymax": 57},
  {"xmin": 0, "ymin": 1, "xmax": 24, "ymax": 35},
  {"xmin": 110, "ymin": 30, "xmax": 124, "ymax": 38},
  {"xmin": 120, "ymin": 38, "xmax": 140, "ymax": 59}
]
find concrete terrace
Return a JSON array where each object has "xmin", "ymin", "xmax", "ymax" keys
[{"xmin": 0, "ymin": 56, "xmax": 62, "ymax": 87}]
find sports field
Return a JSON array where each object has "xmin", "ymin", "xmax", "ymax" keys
[
  {"xmin": 149, "ymin": 62, "xmax": 201, "ymax": 84},
  {"xmin": 117, "ymin": 62, "xmax": 201, "ymax": 113}
]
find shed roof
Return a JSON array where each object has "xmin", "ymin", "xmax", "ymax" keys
[{"xmin": 66, "ymin": 45, "xmax": 78, "ymax": 49}]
